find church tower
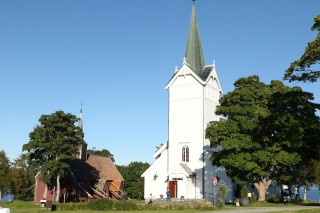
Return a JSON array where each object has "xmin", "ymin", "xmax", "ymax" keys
[{"xmin": 142, "ymin": 2, "xmax": 230, "ymax": 201}]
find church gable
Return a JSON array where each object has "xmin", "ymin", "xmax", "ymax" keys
[
  {"xmin": 203, "ymin": 76, "xmax": 222, "ymax": 101},
  {"xmin": 205, "ymin": 68, "xmax": 222, "ymax": 92},
  {"xmin": 165, "ymin": 64, "xmax": 204, "ymax": 90},
  {"xmin": 166, "ymin": 64, "xmax": 222, "ymax": 91}
]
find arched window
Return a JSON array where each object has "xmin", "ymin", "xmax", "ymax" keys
[
  {"xmin": 182, "ymin": 147, "xmax": 185, "ymax": 161},
  {"xmin": 182, "ymin": 145, "xmax": 189, "ymax": 162}
]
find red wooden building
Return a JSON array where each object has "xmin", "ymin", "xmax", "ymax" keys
[
  {"xmin": 34, "ymin": 109, "xmax": 125, "ymax": 204},
  {"xmin": 34, "ymin": 154, "xmax": 124, "ymax": 204}
]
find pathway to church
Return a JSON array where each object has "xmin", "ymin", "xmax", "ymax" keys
[{"xmin": 200, "ymin": 205, "xmax": 320, "ymax": 213}]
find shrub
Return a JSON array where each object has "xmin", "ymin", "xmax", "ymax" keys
[
  {"xmin": 218, "ymin": 186, "xmax": 228, "ymax": 201},
  {"xmin": 251, "ymin": 193, "xmax": 257, "ymax": 203},
  {"xmin": 240, "ymin": 186, "xmax": 248, "ymax": 198},
  {"xmin": 56, "ymin": 202, "xmax": 87, "ymax": 211},
  {"xmin": 87, "ymin": 199, "xmax": 113, "ymax": 211},
  {"xmin": 177, "ymin": 205, "xmax": 185, "ymax": 210},
  {"xmin": 113, "ymin": 200, "xmax": 137, "ymax": 210},
  {"xmin": 216, "ymin": 199, "xmax": 225, "ymax": 209},
  {"xmin": 267, "ymin": 197, "xmax": 281, "ymax": 203}
]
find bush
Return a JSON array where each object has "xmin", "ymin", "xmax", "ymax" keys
[
  {"xmin": 216, "ymin": 199, "xmax": 226, "ymax": 209},
  {"xmin": 177, "ymin": 205, "xmax": 185, "ymax": 210},
  {"xmin": 267, "ymin": 197, "xmax": 281, "ymax": 203},
  {"xmin": 218, "ymin": 186, "xmax": 228, "ymax": 200},
  {"xmin": 56, "ymin": 202, "xmax": 86, "ymax": 211},
  {"xmin": 251, "ymin": 193, "xmax": 257, "ymax": 203},
  {"xmin": 86, "ymin": 199, "xmax": 113, "ymax": 211},
  {"xmin": 113, "ymin": 201, "xmax": 137, "ymax": 211},
  {"xmin": 240, "ymin": 186, "xmax": 248, "ymax": 198},
  {"xmin": 54, "ymin": 198, "xmax": 218, "ymax": 211}
]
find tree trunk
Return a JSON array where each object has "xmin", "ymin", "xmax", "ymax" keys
[
  {"xmin": 254, "ymin": 178, "xmax": 272, "ymax": 202},
  {"xmin": 294, "ymin": 185, "xmax": 300, "ymax": 203},
  {"xmin": 55, "ymin": 174, "xmax": 60, "ymax": 203}
]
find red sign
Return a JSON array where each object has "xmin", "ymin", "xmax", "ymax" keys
[{"xmin": 212, "ymin": 176, "xmax": 218, "ymax": 187}]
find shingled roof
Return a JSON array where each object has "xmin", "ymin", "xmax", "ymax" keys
[
  {"xmin": 86, "ymin": 154, "xmax": 124, "ymax": 181},
  {"xmin": 68, "ymin": 154, "xmax": 123, "ymax": 183},
  {"xmin": 69, "ymin": 159, "xmax": 99, "ymax": 182}
]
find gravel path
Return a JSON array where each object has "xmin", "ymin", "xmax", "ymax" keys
[{"xmin": 200, "ymin": 206, "xmax": 320, "ymax": 213}]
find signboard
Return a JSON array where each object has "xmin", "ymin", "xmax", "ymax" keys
[{"xmin": 212, "ymin": 176, "xmax": 218, "ymax": 188}]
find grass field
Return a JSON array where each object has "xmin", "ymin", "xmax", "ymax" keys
[
  {"xmin": 0, "ymin": 200, "xmax": 210, "ymax": 213},
  {"xmin": 1, "ymin": 199, "xmax": 320, "ymax": 213}
]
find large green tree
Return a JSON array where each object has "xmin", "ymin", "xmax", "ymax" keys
[
  {"xmin": 10, "ymin": 154, "xmax": 35, "ymax": 199},
  {"xmin": 206, "ymin": 76, "xmax": 320, "ymax": 201},
  {"xmin": 117, "ymin": 161, "xmax": 150, "ymax": 199},
  {"xmin": 0, "ymin": 150, "xmax": 11, "ymax": 197},
  {"xmin": 284, "ymin": 15, "xmax": 320, "ymax": 82},
  {"xmin": 87, "ymin": 148, "xmax": 115, "ymax": 162},
  {"xmin": 23, "ymin": 110, "xmax": 84, "ymax": 202},
  {"xmin": 266, "ymin": 87, "xmax": 320, "ymax": 193}
]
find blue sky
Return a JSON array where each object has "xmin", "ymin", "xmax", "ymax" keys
[{"xmin": 1, "ymin": 0, "xmax": 319, "ymax": 166}]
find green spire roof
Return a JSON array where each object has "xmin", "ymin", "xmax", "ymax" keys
[{"xmin": 185, "ymin": 3, "xmax": 205, "ymax": 76}]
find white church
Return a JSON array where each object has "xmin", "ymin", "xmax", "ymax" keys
[{"xmin": 142, "ymin": 3, "xmax": 232, "ymax": 201}]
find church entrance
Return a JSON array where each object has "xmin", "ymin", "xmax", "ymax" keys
[{"xmin": 168, "ymin": 181, "xmax": 177, "ymax": 198}]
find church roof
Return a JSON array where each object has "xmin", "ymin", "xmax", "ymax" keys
[
  {"xmin": 68, "ymin": 154, "xmax": 124, "ymax": 182},
  {"xmin": 200, "ymin": 66, "xmax": 214, "ymax": 81},
  {"xmin": 179, "ymin": 163, "xmax": 196, "ymax": 176},
  {"xmin": 86, "ymin": 154, "xmax": 124, "ymax": 181},
  {"xmin": 69, "ymin": 158, "xmax": 99, "ymax": 182},
  {"xmin": 185, "ymin": 3, "xmax": 206, "ymax": 79}
]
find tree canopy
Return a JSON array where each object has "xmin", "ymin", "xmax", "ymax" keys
[
  {"xmin": 87, "ymin": 148, "xmax": 115, "ymax": 162},
  {"xmin": 117, "ymin": 161, "xmax": 150, "ymax": 199},
  {"xmin": 0, "ymin": 150, "xmax": 11, "ymax": 195},
  {"xmin": 0, "ymin": 151, "xmax": 35, "ymax": 199},
  {"xmin": 206, "ymin": 75, "xmax": 320, "ymax": 201},
  {"xmin": 22, "ymin": 110, "xmax": 84, "ymax": 201},
  {"xmin": 10, "ymin": 154, "xmax": 35, "ymax": 198},
  {"xmin": 284, "ymin": 15, "xmax": 320, "ymax": 82}
]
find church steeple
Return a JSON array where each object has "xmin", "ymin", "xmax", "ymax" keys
[
  {"xmin": 78, "ymin": 102, "xmax": 87, "ymax": 161},
  {"xmin": 185, "ymin": 2, "xmax": 205, "ymax": 76},
  {"xmin": 79, "ymin": 103, "xmax": 83, "ymax": 130}
]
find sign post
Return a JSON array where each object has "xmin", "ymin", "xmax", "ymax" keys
[{"xmin": 212, "ymin": 176, "xmax": 218, "ymax": 208}]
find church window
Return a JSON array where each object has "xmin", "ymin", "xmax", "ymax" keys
[{"xmin": 182, "ymin": 146, "xmax": 189, "ymax": 162}]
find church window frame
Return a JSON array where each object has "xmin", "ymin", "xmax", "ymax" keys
[{"xmin": 182, "ymin": 145, "xmax": 189, "ymax": 162}]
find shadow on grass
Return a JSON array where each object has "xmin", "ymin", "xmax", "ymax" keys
[{"xmin": 300, "ymin": 203, "xmax": 320, "ymax": 206}]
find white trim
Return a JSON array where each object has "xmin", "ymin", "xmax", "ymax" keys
[
  {"xmin": 165, "ymin": 64, "xmax": 205, "ymax": 90},
  {"xmin": 153, "ymin": 143, "xmax": 167, "ymax": 158}
]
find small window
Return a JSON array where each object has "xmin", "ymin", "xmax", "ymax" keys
[{"xmin": 182, "ymin": 145, "xmax": 189, "ymax": 162}]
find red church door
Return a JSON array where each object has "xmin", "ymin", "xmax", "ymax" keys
[{"xmin": 168, "ymin": 181, "xmax": 177, "ymax": 198}]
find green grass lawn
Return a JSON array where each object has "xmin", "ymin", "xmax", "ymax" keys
[
  {"xmin": 0, "ymin": 200, "xmax": 49, "ymax": 213},
  {"xmin": 0, "ymin": 200, "xmax": 211, "ymax": 213},
  {"xmin": 1, "ymin": 200, "xmax": 320, "ymax": 213}
]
